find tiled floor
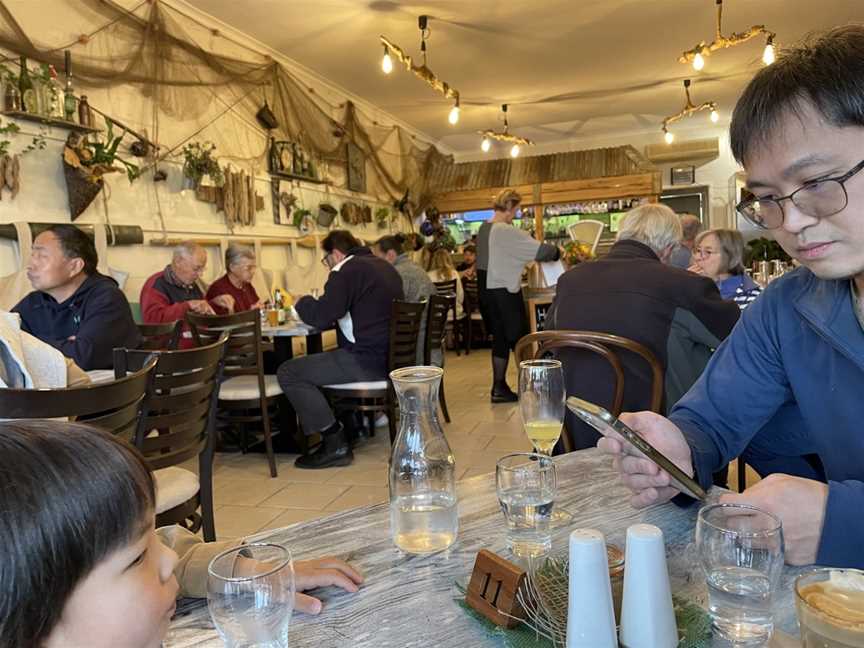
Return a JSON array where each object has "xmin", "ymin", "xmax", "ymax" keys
[
  {"xmin": 207, "ymin": 349, "xmax": 756, "ymax": 541},
  {"xmin": 209, "ymin": 350, "xmax": 532, "ymax": 540}
]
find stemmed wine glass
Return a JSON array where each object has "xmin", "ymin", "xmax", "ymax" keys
[
  {"xmin": 518, "ymin": 359, "xmax": 571, "ymax": 525},
  {"xmin": 207, "ymin": 543, "xmax": 295, "ymax": 648}
]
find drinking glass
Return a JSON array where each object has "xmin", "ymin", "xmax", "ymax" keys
[
  {"xmin": 795, "ymin": 568, "xmax": 864, "ymax": 648},
  {"xmin": 207, "ymin": 543, "xmax": 295, "ymax": 648},
  {"xmin": 518, "ymin": 359, "xmax": 565, "ymax": 456},
  {"xmin": 496, "ymin": 453, "xmax": 557, "ymax": 558},
  {"xmin": 696, "ymin": 504, "xmax": 784, "ymax": 646}
]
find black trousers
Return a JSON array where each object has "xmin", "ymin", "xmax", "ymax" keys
[{"xmin": 478, "ymin": 270, "xmax": 529, "ymax": 360}]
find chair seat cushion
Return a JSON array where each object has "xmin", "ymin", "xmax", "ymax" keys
[
  {"xmin": 219, "ymin": 374, "xmax": 282, "ymax": 400},
  {"xmin": 153, "ymin": 467, "xmax": 200, "ymax": 514},
  {"xmin": 324, "ymin": 380, "xmax": 387, "ymax": 391},
  {"xmin": 85, "ymin": 369, "xmax": 116, "ymax": 384}
]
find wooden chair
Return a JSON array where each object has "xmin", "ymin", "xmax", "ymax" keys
[
  {"xmin": 433, "ymin": 278, "xmax": 458, "ymax": 352},
  {"xmin": 322, "ymin": 301, "xmax": 426, "ymax": 444},
  {"xmin": 137, "ymin": 321, "xmax": 183, "ymax": 351},
  {"xmin": 458, "ymin": 277, "xmax": 486, "ymax": 354},
  {"xmin": 114, "ymin": 334, "xmax": 228, "ymax": 541},
  {"xmin": 515, "ymin": 331, "xmax": 664, "ymax": 452},
  {"xmin": 425, "ymin": 294, "xmax": 452, "ymax": 424},
  {"xmin": 0, "ymin": 356, "xmax": 157, "ymax": 443},
  {"xmin": 187, "ymin": 309, "xmax": 281, "ymax": 478}
]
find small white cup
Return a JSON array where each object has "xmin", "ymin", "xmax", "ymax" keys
[
  {"xmin": 566, "ymin": 529, "xmax": 618, "ymax": 648},
  {"xmin": 619, "ymin": 524, "xmax": 678, "ymax": 648}
]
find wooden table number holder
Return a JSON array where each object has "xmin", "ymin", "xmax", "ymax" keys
[{"xmin": 465, "ymin": 549, "xmax": 527, "ymax": 628}]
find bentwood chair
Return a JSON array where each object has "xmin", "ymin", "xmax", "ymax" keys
[
  {"xmin": 322, "ymin": 301, "xmax": 426, "ymax": 444},
  {"xmin": 187, "ymin": 309, "xmax": 281, "ymax": 478},
  {"xmin": 515, "ymin": 331, "xmax": 663, "ymax": 452},
  {"xmin": 458, "ymin": 277, "xmax": 486, "ymax": 354},
  {"xmin": 137, "ymin": 321, "xmax": 183, "ymax": 351},
  {"xmin": 424, "ymin": 294, "xmax": 452, "ymax": 424},
  {"xmin": 114, "ymin": 333, "xmax": 228, "ymax": 541},
  {"xmin": 0, "ymin": 356, "xmax": 157, "ymax": 443}
]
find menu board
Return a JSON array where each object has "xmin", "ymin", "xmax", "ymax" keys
[{"xmin": 528, "ymin": 295, "xmax": 554, "ymax": 332}]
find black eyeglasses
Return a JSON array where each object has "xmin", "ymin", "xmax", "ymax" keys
[{"xmin": 736, "ymin": 158, "xmax": 864, "ymax": 230}]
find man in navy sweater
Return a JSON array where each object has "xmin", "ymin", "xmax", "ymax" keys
[
  {"xmin": 278, "ymin": 230, "xmax": 404, "ymax": 469},
  {"xmin": 12, "ymin": 224, "xmax": 139, "ymax": 371},
  {"xmin": 600, "ymin": 25, "xmax": 864, "ymax": 568}
]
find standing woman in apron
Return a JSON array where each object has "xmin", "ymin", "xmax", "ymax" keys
[{"xmin": 476, "ymin": 189, "xmax": 560, "ymax": 402}]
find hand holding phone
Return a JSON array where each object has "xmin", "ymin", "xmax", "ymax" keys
[{"xmin": 567, "ymin": 398, "xmax": 706, "ymax": 504}]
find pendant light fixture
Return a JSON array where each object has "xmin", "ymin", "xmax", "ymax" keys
[
  {"xmin": 478, "ymin": 104, "xmax": 532, "ymax": 155},
  {"xmin": 661, "ymin": 79, "xmax": 719, "ymax": 144}
]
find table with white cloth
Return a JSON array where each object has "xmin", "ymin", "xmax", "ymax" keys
[{"xmin": 166, "ymin": 448, "xmax": 805, "ymax": 647}]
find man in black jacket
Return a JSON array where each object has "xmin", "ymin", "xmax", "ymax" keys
[
  {"xmin": 549, "ymin": 203, "xmax": 740, "ymax": 450},
  {"xmin": 278, "ymin": 230, "xmax": 404, "ymax": 469},
  {"xmin": 12, "ymin": 224, "xmax": 140, "ymax": 371}
]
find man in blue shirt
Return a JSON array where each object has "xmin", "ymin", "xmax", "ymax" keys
[{"xmin": 600, "ymin": 25, "xmax": 864, "ymax": 568}]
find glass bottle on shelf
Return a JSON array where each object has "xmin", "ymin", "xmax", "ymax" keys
[
  {"xmin": 78, "ymin": 95, "xmax": 92, "ymax": 127},
  {"xmin": 389, "ymin": 366, "xmax": 458, "ymax": 554},
  {"xmin": 18, "ymin": 56, "xmax": 36, "ymax": 113},
  {"xmin": 63, "ymin": 50, "xmax": 76, "ymax": 122},
  {"xmin": 4, "ymin": 73, "xmax": 21, "ymax": 111}
]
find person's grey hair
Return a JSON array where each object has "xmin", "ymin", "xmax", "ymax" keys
[
  {"xmin": 680, "ymin": 214, "xmax": 703, "ymax": 242},
  {"xmin": 695, "ymin": 229, "xmax": 747, "ymax": 275},
  {"xmin": 172, "ymin": 241, "xmax": 204, "ymax": 261},
  {"xmin": 616, "ymin": 203, "xmax": 683, "ymax": 255},
  {"xmin": 225, "ymin": 244, "xmax": 255, "ymax": 270}
]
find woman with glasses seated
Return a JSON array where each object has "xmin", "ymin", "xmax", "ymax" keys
[{"xmin": 690, "ymin": 229, "xmax": 762, "ymax": 310}]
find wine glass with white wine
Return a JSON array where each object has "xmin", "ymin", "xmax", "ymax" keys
[{"xmin": 518, "ymin": 359, "xmax": 572, "ymax": 525}]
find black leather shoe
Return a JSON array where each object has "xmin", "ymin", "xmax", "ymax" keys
[
  {"xmin": 294, "ymin": 424, "xmax": 354, "ymax": 469},
  {"xmin": 490, "ymin": 383, "xmax": 518, "ymax": 403}
]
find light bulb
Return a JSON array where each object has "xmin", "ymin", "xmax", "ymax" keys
[
  {"xmin": 510, "ymin": 144, "xmax": 520, "ymax": 158},
  {"xmin": 762, "ymin": 42, "xmax": 776, "ymax": 65},
  {"xmin": 381, "ymin": 50, "xmax": 393, "ymax": 74},
  {"xmin": 448, "ymin": 104, "xmax": 460, "ymax": 125},
  {"xmin": 693, "ymin": 52, "xmax": 705, "ymax": 71},
  {"xmin": 481, "ymin": 137, "xmax": 491, "ymax": 153},
  {"xmin": 710, "ymin": 108, "xmax": 719, "ymax": 123},
  {"xmin": 664, "ymin": 130, "xmax": 674, "ymax": 145}
]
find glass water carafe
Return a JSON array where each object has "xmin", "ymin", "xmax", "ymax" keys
[{"xmin": 389, "ymin": 366, "xmax": 458, "ymax": 554}]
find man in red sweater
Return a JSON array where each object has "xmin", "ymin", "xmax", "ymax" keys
[{"xmin": 140, "ymin": 242, "xmax": 232, "ymax": 324}]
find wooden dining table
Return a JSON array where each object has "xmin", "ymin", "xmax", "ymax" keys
[{"xmin": 166, "ymin": 449, "xmax": 805, "ymax": 647}]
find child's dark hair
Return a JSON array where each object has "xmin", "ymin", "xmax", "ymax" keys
[{"xmin": 0, "ymin": 420, "xmax": 155, "ymax": 647}]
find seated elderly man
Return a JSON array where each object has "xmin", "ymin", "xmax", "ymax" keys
[
  {"xmin": 12, "ymin": 224, "xmax": 139, "ymax": 370},
  {"xmin": 548, "ymin": 203, "xmax": 740, "ymax": 451},
  {"xmin": 141, "ymin": 242, "xmax": 232, "ymax": 323}
]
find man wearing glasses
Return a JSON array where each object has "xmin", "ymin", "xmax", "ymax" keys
[
  {"xmin": 278, "ymin": 230, "xmax": 403, "ymax": 469},
  {"xmin": 600, "ymin": 25, "xmax": 864, "ymax": 568}
]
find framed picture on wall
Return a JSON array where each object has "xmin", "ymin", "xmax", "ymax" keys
[
  {"xmin": 671, "ymin": 166, "xmax": 696, "ymax": 185},
  {"xmin": 346, "ymin": 142, "xmax": 366, "ymax": 194}
]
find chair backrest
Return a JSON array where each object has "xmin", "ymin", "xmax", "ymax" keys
[
  {"xmin": 114, "ymin": 334, "xmax": 228, "ymax": 469},
  {"xmin": 424, "ymin": 294, "xmax": 451, "ymax": 365},
  {"xmin": 433, "ymin": 278, "xmax": 457, "ymax": 298},
  {"xmin": 515, "ymin": 331, "xmax": 627, "ymax": 416},
  {"xmin": 186, "ymin": 309, "xmax": 265, "ymax": 380},
  {"xmin": 388, "ymin": 300, "xmax": 427, "ymax": 371},
  {"xmin": 567, "ymin": 220, "xmax": 605, "ymax": 255},
  {"xmin": 0, "ymin": 356, "xmax": 157, "ymax": 442},
  {"xmin": 137, "ymin": 321, "xmax": 183, "ymax": 351},
  {"xmin": 462, "ymin": 277, "xmax": 479, "ymax": 313}
]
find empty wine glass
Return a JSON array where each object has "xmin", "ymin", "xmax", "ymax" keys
[{"xmin": 207, "ymin": 543, "xmax": 295, "ymax": 648}]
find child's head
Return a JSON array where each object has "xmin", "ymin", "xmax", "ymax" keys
[{"xmin": 0, "ymin": 420, "xmax": 179, "ymax": 648}]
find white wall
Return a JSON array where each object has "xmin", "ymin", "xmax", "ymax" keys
[{"xmin": 0, "ymin": 0, "xmax": 424, "ymax": 303}]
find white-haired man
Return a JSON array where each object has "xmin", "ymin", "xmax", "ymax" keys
[
  {"xmin": 140, "ymin": 242, "xmax": 232, "ymax": 323},
  {"xmin": 549, "ymin": 203, "xmax": 740, "ymax": 450}
]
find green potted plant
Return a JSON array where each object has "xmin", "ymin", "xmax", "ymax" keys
[
  {"xmin": 375, "ymin": 207, "xmax": 391, "ymax": 229},
  {"xmin": 181, "ymin": 141, "xmax": 223, "ymax": 190}
]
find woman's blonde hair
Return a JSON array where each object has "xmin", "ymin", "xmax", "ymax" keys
[
  {"xmin": 695, "ymin": 229, "xmax": 747, "ymax": 275},
  {"xmin": 616, "ymin": 203, "xmax": 683, "ymax": 255},
  {"xmin": 493, "ymin": 188, "xmax": 522, "ymax": 213},
  {"xmin": 427, "ymin": 248, "xmax": 456, "ymax": 278}
]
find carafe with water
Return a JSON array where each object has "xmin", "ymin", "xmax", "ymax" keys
[{"xmin": 389, "ymin": 366, "xmax": 458, "ymax": 554}]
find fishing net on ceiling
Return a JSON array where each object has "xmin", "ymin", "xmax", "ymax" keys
[{"xmin": 0, "ymin": 0, "xmax": 452, "ymax": 206}]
